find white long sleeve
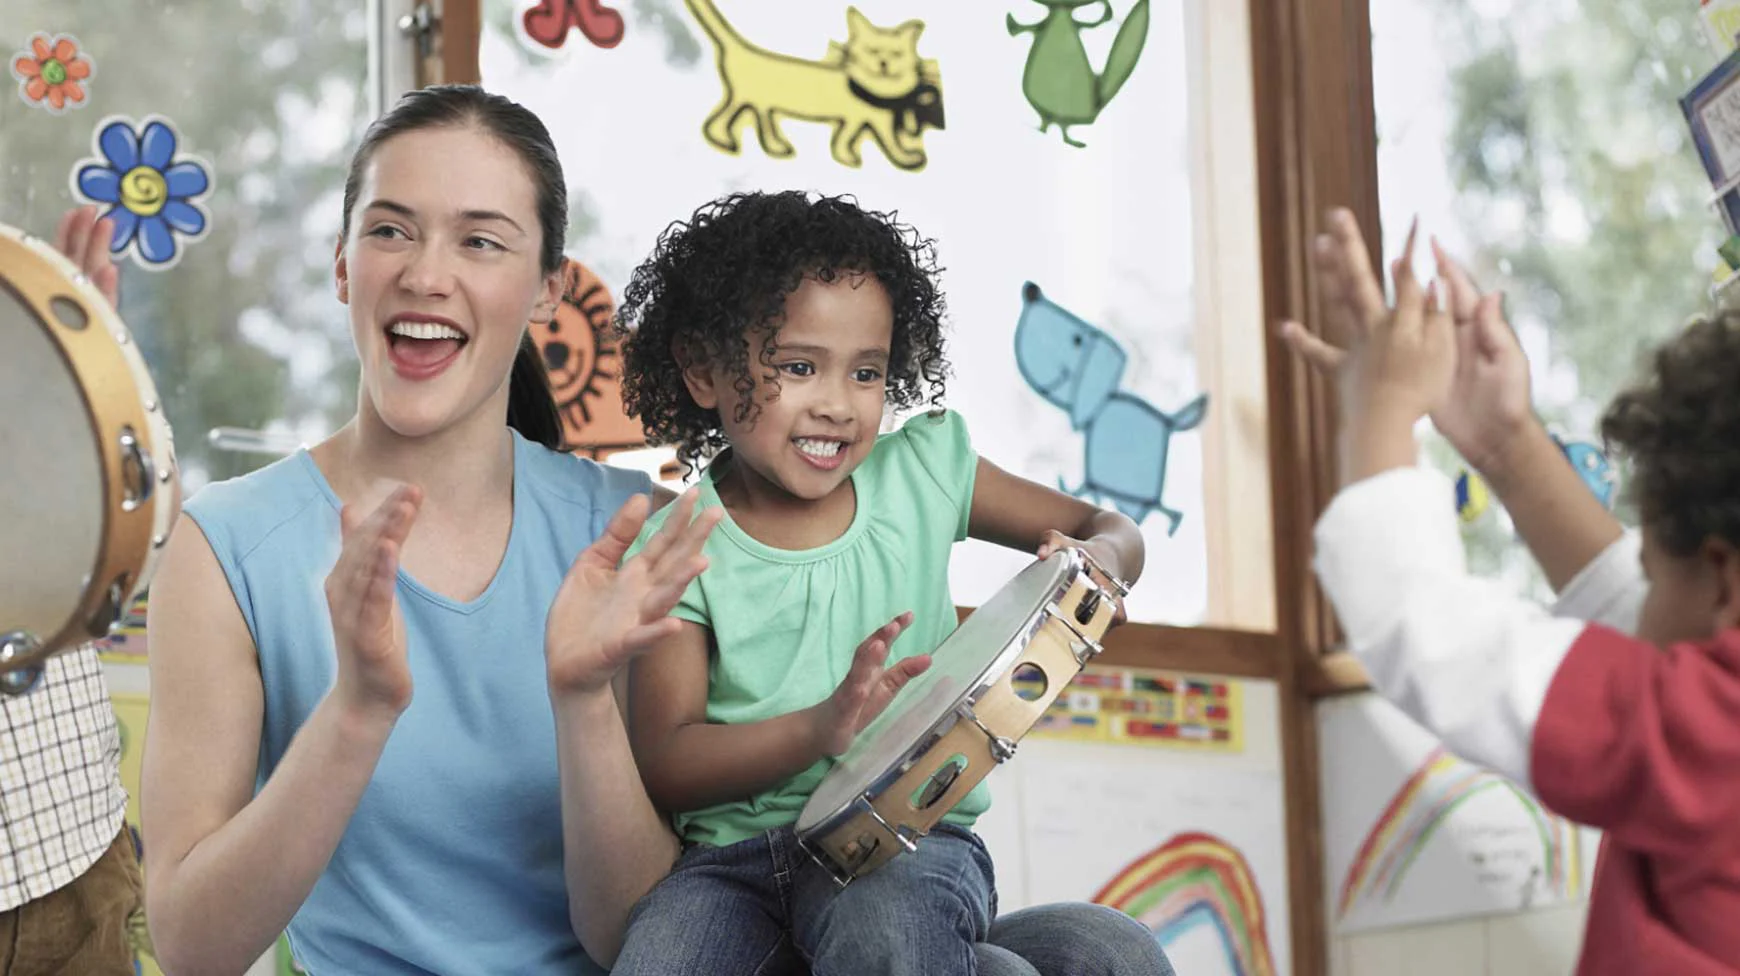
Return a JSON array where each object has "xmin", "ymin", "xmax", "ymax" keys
[
  {"xmin": 1551, "ymin": 528, "xmax": 1643, "ymax": 634},
  {"xmin": 1312, "ymin": 468, "xmax": 1583, "ymax": 787}
]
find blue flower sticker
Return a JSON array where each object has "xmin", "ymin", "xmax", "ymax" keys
[{"xmin": 70, "ymin": 115, "xmax": 212, "ymax": 270}]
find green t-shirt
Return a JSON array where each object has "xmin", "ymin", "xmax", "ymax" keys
[{"xmin": 624, "ymin": 409, "xmax": 990, "ymax": 848}]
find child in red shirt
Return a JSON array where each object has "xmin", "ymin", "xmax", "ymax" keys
[{"xmin": 1283, "ymin": 209, "xmax": 1740, "ymax": 975}]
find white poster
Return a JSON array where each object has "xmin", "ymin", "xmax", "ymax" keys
[
  {"xmin": 977, "ymin": 680, "xmax": 1289, "ymax": 976},
  {"xmin": 1319, "ymin": 693, "xmax": 1593, "ymax": 935}
]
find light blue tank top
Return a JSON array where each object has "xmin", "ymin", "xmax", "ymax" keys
[{"xmin": 183, "ymin": 430, "xmax": 653, "ymax": 976}]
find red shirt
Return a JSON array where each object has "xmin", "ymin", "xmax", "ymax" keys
[{"xmin": 1533, "ymin": 627, "xmax": 1740, "ymax": 975}]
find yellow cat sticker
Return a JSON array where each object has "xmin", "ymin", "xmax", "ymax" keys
[{"xmin": 685, "ymin": 0, "xmax": 944, "ymax": 172}]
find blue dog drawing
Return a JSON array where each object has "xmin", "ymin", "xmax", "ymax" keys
[
  {"xmin": 1013, "ymin": 281, "xmax": 1207, "ymax": 536},
  {"xmin": 1553, "ymin": 435, "xmax": 1617, "ymax": 510}
]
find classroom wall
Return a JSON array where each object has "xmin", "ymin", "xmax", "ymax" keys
[{"xmin": 1330, "ymin": 902, "xmax": 1586, "ymax": 976}]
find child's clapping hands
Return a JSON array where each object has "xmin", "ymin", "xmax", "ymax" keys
[{"xmin": 1279, "ymin": 209, "xmax": 1456, "ymax": 484}]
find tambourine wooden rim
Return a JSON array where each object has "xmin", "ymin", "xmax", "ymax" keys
[
  {"xmin": 0, "ymin": 224, "xmax": 170, "ymax": 676},
  {"xmin": 796, "ymin": 547, "xmax": 1125, "ymax": 884}
]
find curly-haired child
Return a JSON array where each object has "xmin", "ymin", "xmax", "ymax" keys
[
  {"xmin": 608, "ymin": 190, "xmax": 1172, "ymax": 975},
  {"xmin": 1286, "ymin": 209, "xmax": 1740, "ymax": 976}
]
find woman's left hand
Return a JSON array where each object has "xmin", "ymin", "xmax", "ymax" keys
[
  {"xmin": 1037, "ymin": 529, "xmax": 1128, "ymax": 626},
  {"xmin": 545, "ymin": 489, "xmax": 722, "ymax": 697}
]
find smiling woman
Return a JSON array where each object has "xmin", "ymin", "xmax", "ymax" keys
[
  {"xmin": 135, "ymin": 85, "xmax": 724, "ymax": 976},
  {"xmin": 333, "ymin": 93, "xmax": 567, "ymax": 447}
]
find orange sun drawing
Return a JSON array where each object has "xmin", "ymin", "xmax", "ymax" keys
[{"xmin": 531, "ymin": 258, "xmax": 647, "ymax": 454}]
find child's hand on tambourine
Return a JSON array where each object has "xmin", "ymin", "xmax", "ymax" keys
[
  {"xmin": 808, "ymin": 612, "xmax": 928, "ymax": 757},
  {"xmin": 1037, "ymin": 530, "xmax": 1129, "ymax": 627}
]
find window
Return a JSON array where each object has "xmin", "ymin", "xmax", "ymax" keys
[
  {"xmin": 1, "ymin": 0, "xmax": 385, "ymax": 494},
  {"xmin": 476, "ymin": 0, "xmax": 1273, "ymax": 630},
  {"xmin": 1371, "ymin": 0, "xmax": 1718, "ymax": 596}
]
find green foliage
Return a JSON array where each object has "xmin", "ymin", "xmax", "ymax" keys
[
  {"xmin": 1431, "ymin": 0, "xmax": 1719, "ymax": 402},
  {"xmin": 1386, "ymin": 0, "xmax": 1725, "ymax": 592}
]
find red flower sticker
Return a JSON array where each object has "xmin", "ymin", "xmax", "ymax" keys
[{"xmin": 11, "ymin": 33, "xmax": 94, "ymax": 114}]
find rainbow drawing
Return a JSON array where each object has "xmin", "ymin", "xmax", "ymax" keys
[
  {"xmin": 1093, "ymin": 832, "xmax": 1276, "ymax": 976},
  {"xmin": 1338, "ymin": 747, "xmax": 1580, "ymax": 919}
]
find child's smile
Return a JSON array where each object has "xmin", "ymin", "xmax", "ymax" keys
[
  {"xmin": 687, "ymin": 272, "xmax": 893, "ymax": 525},
  {"xmin": 794, "ymin": 435, "xmax": 851, "ymax": 471}
]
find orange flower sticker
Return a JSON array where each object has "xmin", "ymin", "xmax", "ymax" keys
[{"xmin": 11, "ymin": 33, "xmax": 93, "ymax": 114}]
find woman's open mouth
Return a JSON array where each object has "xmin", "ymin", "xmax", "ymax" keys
[{"xmin": 386, "ymin": 319, "xmax": 469, "ymax": 380}]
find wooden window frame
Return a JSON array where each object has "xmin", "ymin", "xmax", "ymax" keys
[{"xmin": 436, "ymin": 2, "xmax": 1386, "ymax": 971}]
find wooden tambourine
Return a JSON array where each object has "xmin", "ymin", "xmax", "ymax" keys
[
  {"xmin": 0, "ymin": 221, "xmax": 177, "ymax": 692},
  {"xmin": 795, "ymin": 547, "xmax": 1127, "ymax": 884}
]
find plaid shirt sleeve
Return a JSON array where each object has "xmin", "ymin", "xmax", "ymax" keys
[{"xmin": 0, "ymin": 645, "xmax": 129, "ymax": 910}]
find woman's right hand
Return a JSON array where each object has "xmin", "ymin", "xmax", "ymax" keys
[{"xmin": 326, "ymin": 484, "xmax": 423, "ymax": 722}]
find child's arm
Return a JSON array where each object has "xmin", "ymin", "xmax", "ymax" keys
[
  {"xmin": 1318, "ymin": 469, "xmax": 1740, "ymax": 856},
  {"xmin": 1300, "ymin": 212, "xmax": 1740, "ymax": 855},
  {"xmin": 1298, "ymin": 216, "xmax": 1546, "ymax": 789},
  {"xmin": 627, "ymin": 614, "xmax": 923, "ymax": 815},
  {"xmin": 1428, "ymin": 242, "xmax": 1628, "ymax": 593},
  {"xmin": 966, "ymin": 459, "xmax": 1144, "ymax": 599}
]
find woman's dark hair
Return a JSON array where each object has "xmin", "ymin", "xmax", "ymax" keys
[
  {"xmin": 1601, "ymin": 310, "xmax": 1740, "ymax": 557},
  {"xmin": 340, "ymin": 84, "xmax": 565, "ymax": 449},
  {"xmin": 616, "ymin": 190, "xmax": 950, "ymax": 473}
]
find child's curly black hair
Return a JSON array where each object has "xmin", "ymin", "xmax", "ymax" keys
[
  {"xmin": 616, "ymin": 190, "xmax": 950, "ymax": 472},
  {"xmin": 1601, "ymin": 310, "xmax": 1740, "ymax": 556}
]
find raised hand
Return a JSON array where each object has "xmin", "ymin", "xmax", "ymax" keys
[
  {"xmin": 545, "ymin": 489, "xmax": 722, "ymax": 697},
  {"xmin": 327, "ymin": 484, "xmax": 423, "ymax": 721},
  {"xmin": 1279, "ymin": 212, "xmax": 1538, "ymax": 480},
  {"xmin": 806, "ymin": 612, "xmax": 926, "ymax": 757},
  {"xmin": 1428, "ymin": 239, "xmax": 1535, "ymax": 474},
  {"xmin": 1282, "ymin": 212, "xmax": 1454, "ymax": 411},
  {"xmin": 1277, "ymin": 210, "xmax": 1370, "ymax": 401},
  {"xmin": 1280, "ymin": 209, "xmax": 1456, "ymax": 482},
  {"xmin": 53, "ymin": 205, "xmax": 120, "ymax": 310}
]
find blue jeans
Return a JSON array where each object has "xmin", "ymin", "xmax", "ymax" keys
[
  {"xmin": 610, "ymin": 824, "xmax": 1175, "ymax": 975},
  {"xmin": 612, "ymin": 823, "xmax": 993, "ymax": 975},
  {"xmin": 977, "ymin": 903, "xmax": 1176, "ymax": 976}
]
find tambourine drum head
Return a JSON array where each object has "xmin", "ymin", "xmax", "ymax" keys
[{"xmin": 0, "ymin": 277, "xmax": 104, "ymax": 645}]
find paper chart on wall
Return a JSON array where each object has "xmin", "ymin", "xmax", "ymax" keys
[
  {"xmin": 1319, "ymin": 693, "xmax": 1591, "ymax": 934},
  {"xmin": 1023, "ymin": 665, "xmax": 1243, "ymax": 752},
  {"xmin": 975, "ymin": 737, "xmax": 1290, "ymax": 976}
]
